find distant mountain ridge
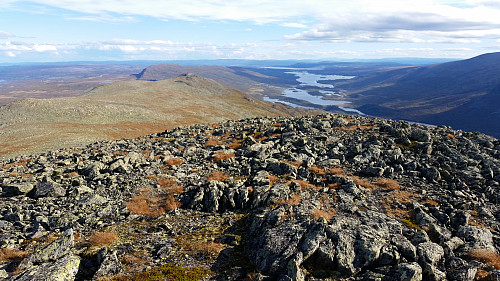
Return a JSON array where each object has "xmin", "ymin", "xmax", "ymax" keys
[
  {"xmin": 337, "ymin": 52, "xmax": 500, "ymax": 137},
  {"xmin": 136, "ymin": 64, "xmax": 284, "ymax": 97}
]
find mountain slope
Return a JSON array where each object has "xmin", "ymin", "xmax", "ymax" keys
[
  {"xmin": 0, "ymin": 73, "xmax": 314, "ymax": 158},
  {"xmin": 136, "ymin": 64, "xmax": 284, "ymax": 97},
  {"xmin": 337, "ymin": 52, "xmax": 500, "ymax": 137}
]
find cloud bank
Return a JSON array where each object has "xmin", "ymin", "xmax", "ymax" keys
[
  {"xmin": 1, "ymin": 0, "xmax": 500, "ymax": 61},
  {"xmin": 3, "ymin": 0, "xmax": 500, "ymax": 40}
]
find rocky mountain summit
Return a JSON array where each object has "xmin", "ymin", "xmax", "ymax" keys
[{"xmin": 1, "ymin": 113, "xmax": 500, "ymax": 281}]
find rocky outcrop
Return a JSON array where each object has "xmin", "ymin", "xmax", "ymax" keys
[
  {"xmin": 11, "ymin": 229, "xmax": 79, "ymax": 281},
  {"xmin": 1, "ymin": 113, "xmax": 499, "ymax": 280}
]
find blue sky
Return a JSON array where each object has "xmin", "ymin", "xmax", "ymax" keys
[{"xmin": 1, "ymin": 0, "xmax": 500, "ymax": 63}]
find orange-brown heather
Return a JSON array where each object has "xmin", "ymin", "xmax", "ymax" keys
[
  {"xmin": 213, "ymin": 152, "xmax": 235, "ymax": 162},
  {"xmin": 467, "ymin": 248, "xmax": 500, "ymax": 270},
  {"xmin": 207, "ymin": 171, "xmax": 230, "ymax": 182},
  {"xmin": 89, "ymin": 231, "xmax": 118, "ymax": 247},
  {"xmin": 0, "ymin": 248, "xmax": 28, "ymax": 262}
]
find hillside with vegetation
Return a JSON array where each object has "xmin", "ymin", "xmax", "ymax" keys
[{"xmin": 0, "ymin": 73, "xmax": 312, "ymax": 159}]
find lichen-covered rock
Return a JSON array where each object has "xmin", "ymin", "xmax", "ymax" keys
[
  {"xmin": 30, "ymin": 181, "xmax": 66, "ymax": 198},
  {"xmin": 418, "ymin": 242, "xmax": 446, "ymax": 281},
  {"xmin": 446, "ymin": 257, "xmax": 477, "ymax": 281},
  {"xmin": 457, "ymin": 225, "xmax": 495, "ymax": 251},
  {"xmin": 418, "ymin": 242, "xmax": 444, "ymax": 266},
  {"xmin": 93, "ymin": 248, "xmax": 124, "ymax": 280},
  {"xmin": 20, "ymin": 228, "xmax": 74, "ymax": 270},
  {"xmin": 13, "ymin": 253, "xmax": 80, "ymax": 281},
  {"xmin": 395, "ymin": 262, "xmax": 423, "ymax": 281},
  {"xmin": 1, "ymin": 183, "xmax": 34, "ymax": 197},
  {"xmin": 246, "ymin": 211, "xmax": 307, "ymax": 275}
]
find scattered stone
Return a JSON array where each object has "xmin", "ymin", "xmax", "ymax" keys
[
  {"xmin": 1, "ymin": 183, "xmax": 34, "ymax": 197},
  {"xmin": 0, "ymin": 113, "xmax": 498, "ymax": 281},
  {"xmin": 30, "ymin": 181, "xmax": 66, "ymax": 198},
  {"xmin": 395, "ymin": 262, "xmax": 423, "ymax": 281},
  {"xmin": 93, "ymin": 248, "xmax": 124, "ymax": 280},
  {"xmin": 12, "ymin": 253, "xmax": 80, "ymax": 281},
  {"xmin": 20, "ymin": 228, "xmax": 74, "ymax": 270}
]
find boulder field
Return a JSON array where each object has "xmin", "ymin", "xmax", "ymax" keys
[{"xmin": 1, "ymin": 113, "xmax": 499, "ymax": 280}]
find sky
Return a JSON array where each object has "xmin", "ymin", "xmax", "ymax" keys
[{"xmin": 1, "ymin": 0, "xmax": 500, "ymax": 63}]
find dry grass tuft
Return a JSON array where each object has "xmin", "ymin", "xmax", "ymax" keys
[
  {"xmin": 0, "ymin": 248, "xmax": 28, "ymax": 262},
  {"xmin": 227, "ymin": 139, "xmax": 242, "ymax": 150},
  {"xmin": 309, "ymin": 166, "xmax": 326, "ymax": 175},
  {"xmin": 475, "ymin": 269, "xmax": 491, "ymax": 280},
  {"xmin": 311, "ymin": 208, "xmax": 335, "ymax": 221},
  {"xmin": 351, "ymin": 176, "xmax": 374, "ymax": 189},
  {"xmin": 374, "ymin": 178, "xmax": 400, "ymax": 190},
  {"xmin": 164, "ymin": 194, "xmax": 181, "ymax": 211},
  {"xmin": 293, "ymin": 180, "xmax": 321, "ymax": 190},
  {"xmin": 328, "ymin": 183, "xmax": 340, "ymax": 190},
  {"xmin": 3, "ymin": 159, "xmax": 31, "ymax": 169},
  {"xmin": 467, "ymin": 248, "xmax": 500, "ymax": 270},
  {"xmin": 126, "ymin": 194, "xmax": 163, "ymax": 216},
  {"xmin": 89, "ymin": 231, "xmax": 118, "ymax": 247},
  {"xmin": 157, "ymin": 177, "xmax": 176, "ymax": 187},
  {"xmin": 267, "ymin": 174, "xmax": 278, "ymax": 187},
  {"xmin": 422, "ymin": 198, "xmax": 439, "ymax": 207},
  {"xmin": 126, "ymin": 187, "xmax": 181, "ymax": 216},
  {"xmin": 282, "ymin": 160, "xmax": 302, "ymax": 169},
  {"xmin": 66, "ymin": 171, "xmax": 79, "ymax": 178},
  {"xmin": 327, "ymin": 167, "xmax": 343, "ymax": 175},
  {"xmin": 334, "ymin": 125, "xmax": 374, "ymax": 131},
  {"xmin": 188, "ymin": 241, "xmax": 225, "ymax": 257},
  {"xmin": 165, "ymin": 158, "xmax": 183, "ymax": 166},
  {"xmin": 205, "ymin": 139, "xmax": 221, "ymax": 147},
  {"xmin": 274, "ymin": 193, "xmax": 302, "ymax": 206},
  {"xmin": 207, "ymin": 171, "xmax": 229, "ymax": 182},
  {"xmin": 213, "ymin": 152, "xmax": 235, "ymax": 162},
  {"xmin": 391, "ymin": 190, "xmax": 420, "ymax": 204},
  {"xmin": 158, "ymin": 177, "xmax": 183, "ymax": 194},
  {"xmin": 121, "ymin": 251, "xmax": 149, "ymax": 274},
  {"xmin": 381, "ymin": 190, "xmax": 420, "ymax": 219}
]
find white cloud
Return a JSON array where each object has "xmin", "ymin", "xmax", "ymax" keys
[
  {"xmin": 0, "ymin": 35, "xmax": 488, "ymax": 62},
  {"xmin": 0, "ymin": 31, "xmax": 15, "ymax": 38},
  {"xmin": 6, "ymin": 0, "xmax": 309, "ymax": 23},
  {"xmin": 467, "ymin": 0, "xmax": 500, "ymax": 9},
  {"xmin": 65, "ymin": 14, "xmax": 136, "ymax": 23},
  {"xmin": 33, "ymin": 44, "xmax": 58, "ymax": 52},
  {"xmin": 285, "ymin": 3, "xmax": 500, "ymax": 43},
  {"xmin": 280, "ymin": 22, "xmax": 308, "ymax": 29},
  {"xmin": 6, "ymin": 0, "xmax": 500, "ymax": 45},
  {"xmin": 1, "ymin": 41, "xmax": 59, "ymax": 54}
]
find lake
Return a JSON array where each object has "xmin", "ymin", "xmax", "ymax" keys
[{"xmin": 264, "ymin": 70, "xmax": 365, "ymax": 115}]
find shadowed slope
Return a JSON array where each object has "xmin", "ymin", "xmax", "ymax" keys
[{"xmin": 336, "ymin": 52, "xmax": 500, "ymax": 137}]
